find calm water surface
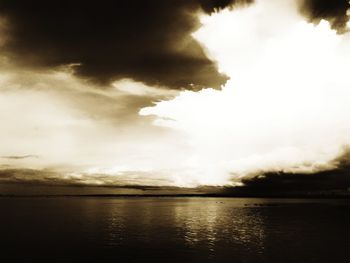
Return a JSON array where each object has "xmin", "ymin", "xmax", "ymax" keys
[{"xmin": 1, "ymin": 197, "xmax": 349, "ymax": 262}]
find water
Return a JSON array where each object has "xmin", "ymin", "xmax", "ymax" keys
[{"xmin": 1, "ymin": 197, "xmax": 349, "ymax": 262}]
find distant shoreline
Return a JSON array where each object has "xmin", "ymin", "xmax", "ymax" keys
[{"xmin": 1, "ymin": 194, "xmax": 350, "ymax": 199}]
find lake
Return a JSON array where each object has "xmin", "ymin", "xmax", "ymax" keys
[{"xmin": 0, "ymin": 197, "xmax": 349, "ymax": 262}]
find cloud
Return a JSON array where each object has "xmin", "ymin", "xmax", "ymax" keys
[
  {"xmin": 0, "ymin": 168, "xmax": 174, "ymax": 187},
  {"xmin": 0, "ymin": 1, "xmax": 346, "ymax": 90},
  {"xmin": 1, "ymin": 0, "xmax": 350, "ymax": 190},
  {"xmin": 0, "ymin": 56, "xmax": 192, "ymax": 184},
  {"xmin": 2, "ymin": 147, "xmax": 349, "ymax": 195},
  {"xmin": 199, "ymin": 0, "xmax": 255, "ymax": 13},
  {"xmin": 1, "ymin": 155, "xmax": 38, "ymax": 160},
  {"xmin": 0, "ymin": 0, "xmax": 230, "ymax": 90},
  {"xmin": 298, "ymin": 0, "xmax": 350, "ymax": 31},
  {"xmin": 141, "ymin": 0, "xmax": 350, "ymax": 185},
  {"xmin": 228, "ymin": 149, "xmax": 350, "ymax": 196}
]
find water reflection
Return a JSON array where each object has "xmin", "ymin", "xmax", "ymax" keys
[
  {"xmin": 1, "ymin": 197, "xmax": 350, "ymax": 262},
  {"xmin": 92, "ymin": 198, "xmax": 268, "ymax": 260},
  {"xmin": 173, "ymin": 198, "xmax": 266, "ymax": 258},
  {"xmin": 106, "ymin": 201, "xmax": 127, "ymax": 246}
]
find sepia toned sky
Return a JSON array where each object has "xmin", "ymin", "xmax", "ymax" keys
[{"xmin": 0, "ymin": 0, "xmax": 350, "ymax": 194}]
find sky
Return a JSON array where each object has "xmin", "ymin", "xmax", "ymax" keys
[{"xmin": 0, "ymin": 0, "xmax": 350, "ymax": 195}]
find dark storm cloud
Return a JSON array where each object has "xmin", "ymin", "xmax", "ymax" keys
[
  {"xmin": 299, "ymin": 0, "xmax": 350, "ymax": 31},
  {"xmin": 0, "ymin": 0, "xmax": 233, "ymax": 90},
  {"xmin": 0, "ymin": 168, "xmax": 174, "ymax": 188},
  {"xmin": 240, "ymin": 169, "xmax": 350, "ymax": 194},
  {"xmin": 0, "ymin": 0, "xmax": 348, "ymax": 90},
  {"xmin": 0, "ymin": 168, "xmax": 228, "ymax": 196},
  {"xmin": 222, "ymin": 149, "xmax": 350, "ymax": 197},
  {"xmin": 198, "ymin": 0, "xmax": 254, "ymax": 12}
]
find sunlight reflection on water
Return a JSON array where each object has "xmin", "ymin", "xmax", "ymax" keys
[{"xmin": 1, "ymin": 197, "xmax": 350, "ymax": 262}]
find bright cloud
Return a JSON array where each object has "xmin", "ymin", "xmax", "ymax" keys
[{"xmin": 141, "ymin": 0, "xmax": 350, "ymax": 185}]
